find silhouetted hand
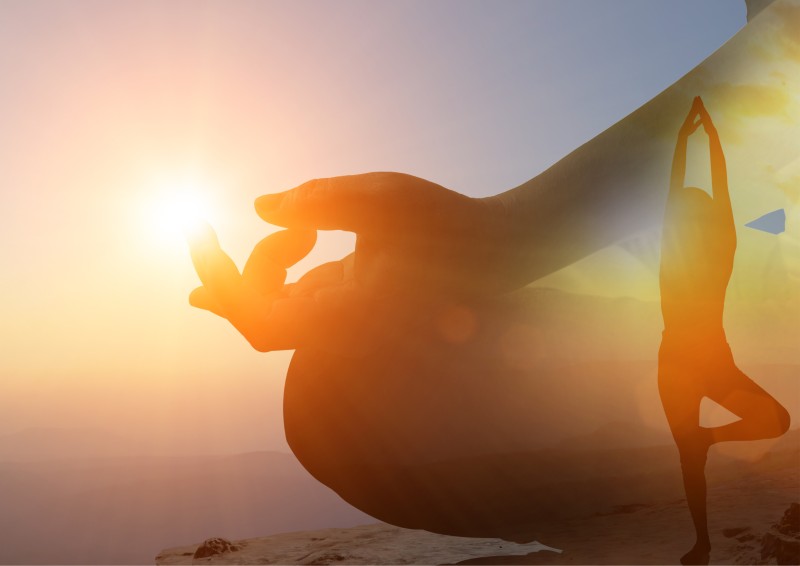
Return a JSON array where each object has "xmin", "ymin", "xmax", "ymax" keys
[
  {"xmin": 670, "ymin": 97, "xmax": 705, "ymax": 193},
  {"xmin": 681, "ymin": 96, "xmax": 703, "ymax": 137},
  {"xmin": 696, "ymin": 98, "xmax": 717, "ymax": 138},
  {"xmin": 255, "ymin": 172, "xmax": 513, "ymax": 296},
  {"xmin": 188, "ymin": 224, "xmax": 323, "ymax": 351},
  {"xmin": 189, "ymin": 173, "xmax": 515, "ymax": 354}
]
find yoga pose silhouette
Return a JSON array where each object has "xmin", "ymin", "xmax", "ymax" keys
[{"xmin": 658, "ymin": 97, "xmax": 790, "ymax": 565}]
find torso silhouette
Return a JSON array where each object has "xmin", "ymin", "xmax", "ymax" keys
[{"xmin": 660, "ymin": 187, "xmax": 735, "ymax": 334}]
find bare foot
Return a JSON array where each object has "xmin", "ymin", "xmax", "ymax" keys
[{"xmin": 680, "ymin": 541, "xmax": 710, "ymax": 565}]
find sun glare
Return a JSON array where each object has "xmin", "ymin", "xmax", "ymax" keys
[
  {"xmin": 154, "ymin": 190, "xmax": 209, "ymax": 234},
  {"xmin": 142, "ymin": 176, "xmax": 216, "ymax": 250}
]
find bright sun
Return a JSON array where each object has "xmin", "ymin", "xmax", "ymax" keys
[
  {"xmin": 143, "ymin": 176, "xmax": 216, "ymax": 248},
  {"xmin": 154, "ymin": 190, "xmax": 209, "ymax": 233}
]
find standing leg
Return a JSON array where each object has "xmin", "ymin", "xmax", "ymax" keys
[
  {"xmin": 658, "ymin": 362, "xmax": 712, "ymax": 565},
  {"xmin": 676, "ymin": 440, "xmax": 712, "ymax": 565}
]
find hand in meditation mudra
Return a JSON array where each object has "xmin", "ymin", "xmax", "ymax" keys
[{"xmin": 187, "ymin": 1, "xmax": 794, "ymax": 556}]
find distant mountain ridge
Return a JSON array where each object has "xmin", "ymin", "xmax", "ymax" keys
[{"xmin": 0, "ymin": 426, "xmax": 146, "ymax": 461}]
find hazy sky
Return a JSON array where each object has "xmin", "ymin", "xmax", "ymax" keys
[{"xmin": 0, "ymin": 1, "xmax": 746, "ymax": 454}]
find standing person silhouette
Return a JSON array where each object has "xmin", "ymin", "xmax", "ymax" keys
[{"xmin": 658, "ymin": 97, "xmax": 790, "ymax": 565}]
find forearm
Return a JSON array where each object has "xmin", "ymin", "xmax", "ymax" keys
[
  {"xmin": 671, "ymin": 136, "xmax": 689, "ymax": 193},
  {"xmin": 482, "ymin": 97, "xmax": 674, "ymax": 286},
  {"xmin": 476, "ymin": 6, "xmax": 776, "ymax": 287},
  {"xmin": 708, "ymin": 133, "xmax": 731, "ymax": 209}
]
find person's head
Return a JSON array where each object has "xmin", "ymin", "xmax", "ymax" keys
[
  {"xmin": 671, "ymin": 187, "xmax": 715, "ymax": 228},
  {"xmin": 675, "ymin": 186, "xmax": 713, "ymax": 214},
  {"xmin": 664, "ymin": 188, "xmax": 718, "ymax": 257}
]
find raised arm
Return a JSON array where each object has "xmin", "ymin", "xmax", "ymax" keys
[
  {"xmin": 698, "ymin": 101, "xmax": 732, "ymax": 218},
  {"xmin": 670, "ymin": 97, "xmax": 703, "ymax": 195}
]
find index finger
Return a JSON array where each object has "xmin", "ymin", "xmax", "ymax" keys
[
  {"xmin": 254, "ymin": 172, "xmax": 464, "ymax": 234},
  {"xmin": 254, "ymin": 174, "xmax": 395, "ymax": 233}
]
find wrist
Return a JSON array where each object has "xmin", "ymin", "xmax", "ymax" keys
[
  {"xmin": 473, "ymin": 194, "xmax": 529, "ymax": 293},
  {"xmin": 476, "ymin": 194, "xmax": 510, "ymax": 240}
]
